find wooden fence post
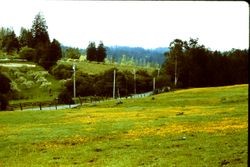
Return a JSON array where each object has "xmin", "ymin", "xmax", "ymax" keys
[
  {"xmin": 55, "ymin": 98, "xmax": 58, "ymax": 110},
  {"xmin": 78, "ymin": 96, "xmax": 82, "ymax": 106},
  {"xmin": 20, "ymin": 103, "xmax": 22, "ymax": 111}
]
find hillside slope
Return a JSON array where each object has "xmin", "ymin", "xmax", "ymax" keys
[
  {"xmin": 57, "ymin": 59, "xmax": 156, "ymax": 75},
  {"xmin": 1, "ymin": 58, "xmax": 156, "ymax": 105},
  {"xmin": 0, "ymin": 60, "xmax": 63, "ymax": 102},
  {"xmin": 0, "ymin": 84, "xmax": 248, "ymax": 166}
]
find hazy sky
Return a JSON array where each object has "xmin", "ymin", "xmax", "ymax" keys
[{"xmin": 0, "ymin": 0, "xmax": 249, "ymax": 51}]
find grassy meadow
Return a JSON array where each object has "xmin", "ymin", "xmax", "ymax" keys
[
  {"xmin": 58, "ymin": 60, "xmax": 156, "ymax": 75},
  {"xmin": 0, "ymin": 84, "xmax": 248, "ymax": 166}
]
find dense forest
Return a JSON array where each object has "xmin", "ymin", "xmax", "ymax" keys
[{"xmin": 163, "ymin": 38, "xmax": 248, "ymax": 88}]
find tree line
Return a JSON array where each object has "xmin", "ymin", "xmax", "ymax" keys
[
  {"xmin": 106, "ymin": 46, "xmax": 166, "ymax": 67},
  {"xmin": 86, "ymin": 41, "xmax": 107, "ymax": 62},
  {"xmin": 57, "ymin": 68, "xmax": 157, "ymax": 104},
  {"xmin": 0, "ymin": 13, "xmax": 62, "ymax": 70},
  {"xmin": 60, "ymin": 45, "xmax": 165, "ymax": 68},
  {"xmin": 162, "ymin": 38, "xmax": 248, "ymax": 88},
  {"xmin": 0, "ymin": 12, "xmax": 63, "ymax": 110}
]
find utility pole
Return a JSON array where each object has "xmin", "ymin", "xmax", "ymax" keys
[
  {"xmin": 174, "ymin": 54, "xmax": 178, "ymax": 86},
  {"xmin": 133, "ymin": 69, "xmax": 136, "ymax": 94},
  {"xmin": 113, "ymin": 69, "xmax": 116, "ymax": 99},
  {"xmin": 153, "ymin": 77, "xmax": 155, "ymax": 91},
  {"xmin": 73, "ymin": 63, "xmax": 76, "ymax": 98}
]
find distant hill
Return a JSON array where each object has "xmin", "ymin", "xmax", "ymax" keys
[
  {"xmin": 61, "ymin": 45, "xmax": 169, "ymax": 66},
  {"xmin": 106, "ymin": 46, "xmax": 169, "ymax": 65},
  {"xmin": 57, "ymin": 59, "xmax": 156, "ymax": 76}
]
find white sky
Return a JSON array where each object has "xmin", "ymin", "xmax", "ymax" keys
[{"xmin": 0, "ymin": 0, "xmax": 249, "ymax": 51}]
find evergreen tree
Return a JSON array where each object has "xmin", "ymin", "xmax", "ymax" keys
[
  {"xmin": 44, "ymin": 39, "xmax": 62, "ymax": 70},
  {"xmin": 96, "ymin": 41, "xmax": 107, "ymax": 62},
  {"xmin": 0, "ymin": 27, "xmax": 11, "ymax": 50},
  {"xmin": 19, "ymin": 27, "xmax": 33, "ymax": 47},
  {"xmin": 86, "ymin": 42, "xmax": 96, "ymax": 61},
  {"xmin": 0, "ymin": 28, "xmax": 19, "ymax": 53},
  {"xmin": 31, "ymin": 12, "xmax": 50, "ymax": 47},
  {"xmin": 29, "ymin": 13, "xmax": 61, "ymax": 69},
  {"xmin": 30, "ymin": 13, "xmax": 50, "ymax": 66}
]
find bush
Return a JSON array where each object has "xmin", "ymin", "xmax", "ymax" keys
[
  {"xmin": 0, "ymin": 94, "xmax": 9, "ymax": 110},
  {"xmin": 51, "ymin": 64, "xmax": 72, "ymax": 80},
  {"xmin": 10, "ymin": 81, "xmax": 21, "ymax": 92},
  {"xmin": 28, "ymin": 71, "xmax": 49, "ymax": 80},
  {"xmin": 39, "ymin": 81, "xmax": 51, "ymax": 89},
  {"xmin": 19, "ymin": 46, "xmax": 37, "ymax": 61},
  {"xmin": 36, "ymin": 77, "xmax": 47, "ymax": 84},
  {"xmin": 58, "ymin": 90, "xmax": 74, "ymax": 104},
  {"xmin": 22, "ymin": 80, "xmax": 34, "ymax": 89},
  {"xmin": 0, "ymin": 73, "xmax": 11, "ymax": 93},
  {"xmin": 64, "ymin": 47, "xmax": 81, "ymax": 59},
  {"xmin": 13, "ymin": 70, "xmax": 23, "ymax": 78},
  {"xmin": 0, "ymin": 73, "xmax": 11, "ymax": 110}
]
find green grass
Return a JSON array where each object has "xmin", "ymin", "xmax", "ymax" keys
[
  {"xmin": 0, "ymin": 84, "xmax": 248, "ymax": 166},
  {"xmin": 0, "ymin": 61, "xmax": 63, "ymax": 104},
  {"xmin": 59, "ymin": 60, "xmax": 156, "ymax": 75},
  {"xmin": 5, "ymin": 59, "xmax": 155, "ymax": 105}
]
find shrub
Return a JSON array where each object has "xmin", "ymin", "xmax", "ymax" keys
[
  {"xmin": 39, "ymin": 81, "xmax": 52, "ymax": 89},
  {"xmin": 22, "ymin": 80, "xmax": 34, "ymax": 89},
  {"xmin": 58, "ymin": 90, "xmax": 74, "ymax": 104},
  {"xmin": 51, "ymin": 64, "xmax": 72, "ymax": 80},
  {"xmin": 36, "ymin": 77, "xmax": 47, "ymax": 84},
  {"xmin": 10, "ymin": 81, "xmax": 21, "ymax": 92},
  {"xmin": 0, "ymin": 72, "xmax": 11, "ymax": 110},
  {"xmin": 0, "ymin": 94, "xmax": 9, "ymax": 110},
  {"xmin": 13, "ymin": 71, "xmax": 23, "ymax": 79},
  {"xmin": 79, "ymin": 55, "xmax": 86, "ymax": 62},
  {"xmin": 16, "ymin": 76, "xmax": 26, "ymax": 83},
  {"xmin": 19, "ymin": 46, "xmax": 37, "ymax": 61}
]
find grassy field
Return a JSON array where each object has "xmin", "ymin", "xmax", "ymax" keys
[
  {"xmin": 0, "ymin": 84, "xmax": 248, "ymax": 166},
  {"xmin": 58, "ymin": 60, "xmax": 156, "ymax": 75}
]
